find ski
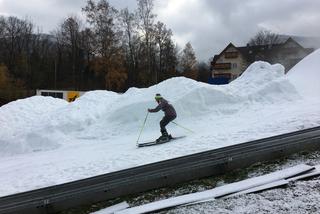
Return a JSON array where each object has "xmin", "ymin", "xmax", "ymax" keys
[{"xmin": 137, "ymin": 136, "xmax": 186, "ymax": 148}]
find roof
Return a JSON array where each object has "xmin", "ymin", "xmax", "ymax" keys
[
  {"xmin": 211, "ymin": 43, "xmax": 237, "ymax": 64},
  {"xmin": 212, "ymin": 37, "xmax": 312, "ymax": 64},
  {"xmin": 278, "ymin": 35, "xmax": 320, "ymax": 49}
]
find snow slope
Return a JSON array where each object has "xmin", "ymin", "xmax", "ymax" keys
[
  {"xmin": 287, "ymin": 49, "xmax": 320, "ymax": 98},
  {"xmin": 0, "ymin": 50, "xmax": 319, "ymax": 196}
]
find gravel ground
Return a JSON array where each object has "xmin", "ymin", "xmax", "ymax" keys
[
  {"xmin": 129, "ymin": 151, "xmax": 320, "ymax": 214},
  {"xmin": 166, "ymin": 179, "xmax": 320, "ymax": 214}
]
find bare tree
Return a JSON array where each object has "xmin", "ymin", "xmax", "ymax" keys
[
  {"xmin": 0, "ymin": 16, "xmax": 34, "ymax": 84},
  {"xmin": 119, "ymin": 8, "xmax": 138, "ymax": 87},
  {"xmin": 28, "ymin": 32, "xmax": 57, "ymax": 89},
  {"xmin": 82, "ymin": 0, "xmax": 127, "ymax": 90},
  {"xmin": 82, "ymin": 0, "xmax": 120, "ymax": 58},
  {"xmin": 56, "ymin": 16, "xmax": 83, "ymax": 89},
  {"xmin": 0, "ymin": 16, "xmax": 5, "ymax": 38},
  {"xmin": 0, "ymin": 16, "xmax": 7, "ymax": 65},
  {"xmin": 0, "ymin": 0, "xmax": 186, "ymax": 94},
  {"xmin": 137, "ymin": 0, "xmax": 156, "ymax": 77},
  {"xmin": 249, "ymin": 29, "xmax": 280, "ymax": 46},
  {"xmin": 154, "ymin": 21, "xmax": 172, "ymax": 82}
]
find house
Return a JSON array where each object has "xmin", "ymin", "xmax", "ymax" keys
[{"xmin": 209, "ymin": 37, "xmax": 314, "ymax": 84}]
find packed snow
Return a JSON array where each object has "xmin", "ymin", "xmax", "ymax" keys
[{"xmin": 0, "ymin": 49, "xmax": 319, "ymax": 197}]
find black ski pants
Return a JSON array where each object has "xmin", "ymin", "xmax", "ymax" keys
[{"xmin": 160, "ymin": 115, "xmax": 176, "ymax": 134}]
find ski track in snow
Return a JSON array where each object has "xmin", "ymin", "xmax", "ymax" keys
[{"xmin": 0, "ymin": 50, "xmax": 320, "ymax": 197}]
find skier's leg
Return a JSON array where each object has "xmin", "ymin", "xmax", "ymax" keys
[
  {"xmin": 160, "ymin": 116, "xmax": 171, "ymax": 135},
  {"xmin": 166, "ymin": 115, "xmax": 176, "ymax": 139},
  {"xmin": 158, "ymin": 116, "xmax": 171, "ymax": 141}
]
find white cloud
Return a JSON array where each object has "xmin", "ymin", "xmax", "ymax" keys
[
  {"xmin": 0, "ymin": 0, "xmax": 86, "ymax": 32},
  {"xmin": 0, "ymin": 0, "xmax": 320, "ymax": 61},
  {"xmin": 155, "ymin": 0, "xmax": 320, "ymax": 61}
]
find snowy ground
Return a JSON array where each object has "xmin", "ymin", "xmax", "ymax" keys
[
  {"xmin": 182, "ymin": 180, "xmax": 320, "ymax": 214},
  {"xmin": 0, "ymin": 50, "xmax": 320, "ymax": 198}
]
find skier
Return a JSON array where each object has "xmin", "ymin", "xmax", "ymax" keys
[{"xmin": 148, "ymin": 93, "xmax": 177, "ymax": 142}]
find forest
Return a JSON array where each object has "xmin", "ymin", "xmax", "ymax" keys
[{"xmin": 0, "ymin": 0, "xmax": 211, "ymax": 105}]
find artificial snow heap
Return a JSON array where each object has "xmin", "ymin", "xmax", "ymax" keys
[
  {"xmin": 0, "ymin": 58, "xmax": 304, "ymax": 157},
  {"xmin": 286, "ymin": 48, "xmax": 320, "ymax": 98}
]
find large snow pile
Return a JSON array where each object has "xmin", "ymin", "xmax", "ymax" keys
[
  {"xmin": 0, "ymin": 96, "xmax": 68, "ymax": 156},
  {"xmin": 287, "ymin": 49, "xmax": 320, "ymax": 98},
  {"xmin": 0, "ymin": 50, "xmax": 319, "ymax": 196},
  {"xmin": 0, "ymin": 61, "xmax": 298, "ymax": 157}
]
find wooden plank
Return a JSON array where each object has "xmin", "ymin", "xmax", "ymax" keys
[{"xmin": 92, "ymin": 201, "xmax": 129, "ymax": 214}]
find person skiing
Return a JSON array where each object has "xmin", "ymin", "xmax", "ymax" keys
[{"xmin": 148, "ymin": 93, "xmax": 177, "ymax": 142}]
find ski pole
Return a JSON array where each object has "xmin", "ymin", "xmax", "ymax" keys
[
  {"xmin": 172, "ymin": 121, "xmax": 194, "ymax": 133},
  {"xmin": 136, "ymin": 112, "xmax": 149, "ymax": 144}
]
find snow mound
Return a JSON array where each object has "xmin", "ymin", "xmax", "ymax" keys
[
  {"xmin": 230, "ymin": 61, "xmax": 298, "ymax": 104},
  {"xmin": 231, "ymin": 61, "xmax": 285, "ymax": 91},
  {"xmin": 0, "ymin": 96, "xmax": 67, "ymax": 135},
  {"xmin": 111, "ymin": 62, "xmax": 296, "ymax": 126},
  {"xmin": 45, "ymin": 90, "xmax": 120, "ymax": 133},
  {"xmin": 0, "ymin": 96, "xmax": 68, "ymax": 156},
  {"xmin": 287, "ymin": 49, "xmax": 320, "ymax": 98},
  {"xmin": 0, "ymin": 61, "xmax": 302, "ymax": 157}
]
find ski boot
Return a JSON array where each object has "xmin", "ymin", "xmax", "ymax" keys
[{"xmin": 156, "ymin": 131, "xmax": 171, "ymax": 143}]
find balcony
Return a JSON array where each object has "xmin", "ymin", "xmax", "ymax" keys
[{"xmin": 213, "ymin": 63, "xmax": 231, "ymax": 70}]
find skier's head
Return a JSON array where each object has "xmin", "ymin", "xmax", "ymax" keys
[{"xmin": 155, "ymin": 93, "xmax": 162, "ymax": 103}]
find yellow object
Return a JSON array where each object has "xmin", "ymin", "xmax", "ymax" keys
[{"xmin": 67, "ymin": 91, "xmax": 79, "ymax": 102}]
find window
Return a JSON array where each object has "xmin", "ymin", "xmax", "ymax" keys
[
  {"xmin": 225, "ymin": 52, "xmax": 238, "ymax": 58},
  {"xmin": 232, "ymin": 63, "xmax": 237, "ymax": 68},
  {"xmin": 41, "ymin": 91, "xmax": 63, "ymax": 99},
  {"xmin": 55, "ymin": 92, "xmax": 63, "ymax": 99}
]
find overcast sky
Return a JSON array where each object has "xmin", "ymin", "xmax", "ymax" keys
[{"xmin": 0, "ymin": 0, "xmax": 320, "ymax": 61}]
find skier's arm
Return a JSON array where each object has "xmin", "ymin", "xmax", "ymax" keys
[{"xmin": 148, "ymin": 102, "xmax": 163, "ymax": 113}]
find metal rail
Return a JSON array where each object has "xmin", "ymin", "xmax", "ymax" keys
[{"xmin": 1, "ymin": 126, "xmax": 320, "ymax": 214}]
